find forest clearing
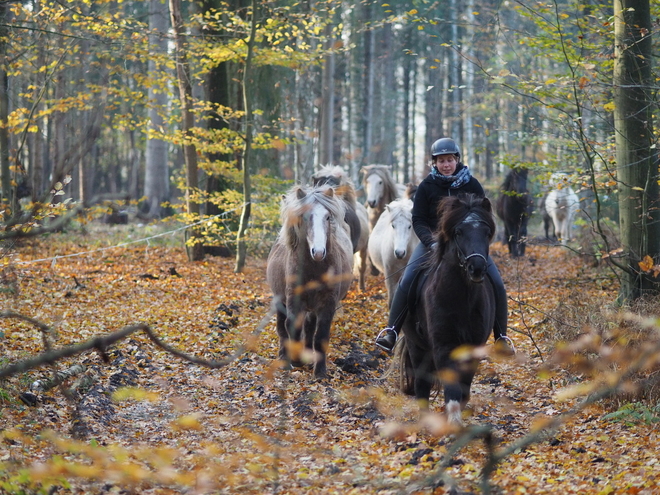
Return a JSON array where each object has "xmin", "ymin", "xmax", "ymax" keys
[{"xmin": 1, "ymin": 224, "xmax": 658, "ymax": 494}]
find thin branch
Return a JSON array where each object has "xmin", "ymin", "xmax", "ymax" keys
[{"xmin": 0, "ymin": 301, "xmax": 277, "ymax": 379}]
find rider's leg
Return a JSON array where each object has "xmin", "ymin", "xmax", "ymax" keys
[
  {"xmin": 487, "ymin": 258, "xmax": 515, "ymax": 352},
  {"xmin": 376, "ymin": 243, "xmax": 430, "ymax": 351}
]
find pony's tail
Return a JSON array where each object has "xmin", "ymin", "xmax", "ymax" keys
[{"xmin": 382, "ymin": 335, "xmax": 416, "ymax": 396}]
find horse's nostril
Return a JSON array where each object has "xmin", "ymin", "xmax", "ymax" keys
[
  {"xmin": 311, "ymin": 248, "xmax": 326, "ymax": 261},
  {"xmin": 395, "ymin": 250, "xmax": 405, "ymax": 259}
]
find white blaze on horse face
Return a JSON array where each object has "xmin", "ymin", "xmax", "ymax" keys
[
  {"xmin": 366, "ymin": 174, "xmax": 384, "ymax": 208},
  {"xmin": 306, "ymin": 202, "xmax": 330, "ymax": 261},
  {"xmin": 391, "ymin": 213, "xmax": 413, "ymax": 260}
]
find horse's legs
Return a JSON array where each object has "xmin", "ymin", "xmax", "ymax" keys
[
  {"xmin": 275, "ymin": 309, "xmax": 288, "ymax": 362},
  {"xmin": 357, "ymin": 247, "xmax": 368, "ymax": 292},
  {"xmin": 444, "ymin": 366, "xmax": 477, "ymax": 405},
  {"xmin": 286, "ymin": 312, "xmax": 315, "ymax": 369},
  {"xmin": 303, "ymin": 312, "xmax": 317, "ymax": 351},
  {"xmin": 311, "ymin": 308, "xmax": 334, "ymax": 379},
  {"xmin": 406, "ymin": 342, "xmax": 435, "ymax": 405},
  {"xmin": 443, "ymin": 362, "xmax": 479, "ymax": 425}
]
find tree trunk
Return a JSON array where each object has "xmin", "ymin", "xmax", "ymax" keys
[
  {"xmin": 169, "ymin": 0, "xmax": 204, "ymax": 261},
  {"xmin": 402, "ymin": 29, "xmax": 411, "ymax": 184},
  {"xmin": 361, "ymin": 1, "xmax": 374, "ymax": 166},
  {"xmin": 613, "ymin": 0, "xmax": 660, "ymax": 301},
  {"xmin": 319, "ymin": 23, "xmax": 335, "ymax": 166},
  {"xmin": 0, "ymin": 2, "xmax": 10, "ymax": 211},
  {"xmin": 234, "ymin": 0, "xmax": 258, "ymax": 272},
  {"xmin": 144, "ymin": 0, "xmax": 170, "ymax": 219}
]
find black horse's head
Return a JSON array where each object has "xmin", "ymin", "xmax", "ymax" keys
[{"xmin": 435, "ymin": 194, "xmax": 496, "ymax": 282}]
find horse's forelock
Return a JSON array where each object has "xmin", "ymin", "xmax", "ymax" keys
[
  {"xmin": 437, "ymin": 195, "xmax": 495, "ymax": 242},
  {"xmin": 280, "ymin": 186, "xmax": 346, "ymax": 246},
  {"xmin": 386, "ymin": 199, "xmax": 412, "ymax": 221}
]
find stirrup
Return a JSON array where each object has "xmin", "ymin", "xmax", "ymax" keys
[
  {"xmin": 375, "ymin": 327, "xmax": 398, "ymax": 351},
  {"xmin": 495, "ymin": 335, "xmax": 516, "ymax": 354}
]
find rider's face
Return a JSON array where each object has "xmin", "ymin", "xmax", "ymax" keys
[{"xmin": 434, "ymin": 154, "xmax": 458, "ymax": 176}]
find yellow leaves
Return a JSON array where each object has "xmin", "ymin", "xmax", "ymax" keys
[
  {"xmin": 603, "ymin": 102, "xmax": 616, "ymax": 112},
  {"xmin": 638, "ymin": 255, "xmax": 660, "ymax": 277},
  {"xmin": 639, "ymin": 255, "xmax": 654, "ymax": 272},
  {"xmin": 171, "ymin": 414, "xmax": 204, "ymax": 431},
  {"xmin": 111, "ymin": 387, "xmax": 160, "ymax": 402}
]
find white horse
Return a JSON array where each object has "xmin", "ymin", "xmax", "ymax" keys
[
  {"xmin": 545, "ymin": 173, "xmax": 580, "ymax": 245},
  {"xmin": 367, "ymin": 198, "xmax": 419, "ymax": 307}
]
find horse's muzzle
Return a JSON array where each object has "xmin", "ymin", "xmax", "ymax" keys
[
  {"xmin": 466, "ymin": 259, "xmax": 487, "ymax": 283},
  {"xmin": 311, "ymin": 247, "xmax": 327, "ymax": 261}
]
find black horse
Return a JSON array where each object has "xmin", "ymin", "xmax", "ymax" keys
[
  {"xmin": 495, "ymin": 168, "xmax": 533, "ymax": 257},
  {"xmin": 397, "ymin": 194, "xmax": 498, "ymax": 424}
]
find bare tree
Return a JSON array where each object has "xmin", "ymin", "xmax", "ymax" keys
[
  {"xmin": 170, "ymin": 0, "xmax": 204, "ymax": 261},
  {"xmin": 143, "ymin": 0, "xmax": 171, "ymax": 219}
]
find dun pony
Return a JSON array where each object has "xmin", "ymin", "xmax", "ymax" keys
[{"xmin": 266, "ymin": 185, "xmax": 354, "ymax": 379}]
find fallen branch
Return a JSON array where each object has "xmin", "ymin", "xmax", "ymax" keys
[
  {"xmin": 30, "ymin": 363, "xmax": 86, "ymax": 392},
  {"xmin": 0, "ymin": 301, "xmax": 277, "ymax": 379}
]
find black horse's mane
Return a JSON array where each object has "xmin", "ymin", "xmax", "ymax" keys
[
  {"xmin": 432, "ymin": 194, "xmax": 495, "ymax": 261},
  {"xmin": 500, "ymin": 168, "xmax": 529, "ymax": 198}
]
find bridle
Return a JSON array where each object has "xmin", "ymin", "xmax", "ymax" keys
[{"xmin": 454, "ymin": 212, "xmax": 490, "ymax": 270}]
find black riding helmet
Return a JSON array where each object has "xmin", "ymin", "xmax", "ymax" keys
[{"xmin": 431, "ymin": 137, "xmax": 460, "ymax": 158}]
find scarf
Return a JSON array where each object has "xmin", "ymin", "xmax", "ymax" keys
[{"xmin": 430, "ymin": 163, "xmax": 472, "ymax": 189}]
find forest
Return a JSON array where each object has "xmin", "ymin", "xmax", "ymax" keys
[{"xmin": 1, "ymin": 0, "xmax": 660, "ymax": 493}]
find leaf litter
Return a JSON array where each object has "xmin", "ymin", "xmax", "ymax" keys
[{"xmin": 0, "ymin": 232, "xmax": 659, "ymax": 494}]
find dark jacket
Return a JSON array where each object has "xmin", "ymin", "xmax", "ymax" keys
[{"xmin": 412, "ymin": 163, "xmax": 485, "ymax": 247}]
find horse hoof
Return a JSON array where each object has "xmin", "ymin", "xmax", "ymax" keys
[
  {"xmin": 290, "ymin": 360, "xmax": 305, "ymax": 368},
  {"xmin": 313, "ymin": 367, "xmax": 328, "ymax": 380},
  {"xmin": 446, "ymin": 401, "xmax": 463, "ymax": 426}
]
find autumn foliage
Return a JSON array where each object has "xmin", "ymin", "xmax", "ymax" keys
[{"xmin": 1, "ymin": 224, "xmax": 660, "ymax": 494}]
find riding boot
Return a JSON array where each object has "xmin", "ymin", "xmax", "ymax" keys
[
  {"xmin": 376, "ymin": 243, "xmax": 430, "ymax": 352},
  {"xmin": 375, "ymin": 284, "xmax": 408, "ymax": 351},
  {"xmin": 486, "ymin": 258, "xmax": 515, "ymax": 353}
]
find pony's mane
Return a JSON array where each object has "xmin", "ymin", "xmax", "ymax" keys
[
  {"xmin": 500, "ymin": 169, "xmax": 528, "ymax": 199},
  {"xmin": 361, "ymin": 165, "xmax": 399, "ymax": 204},
  {"xmin": 280, "ymin": 185, "xmax": 346, "ymax": 248},
  {"xmin": 312, "ymin": 165, "xmax": 357, "ymax": 207},
  {"xmin": 434, "ymin": 194, "xmax": 495, "ymax": 256},
  {"xmin": 386, "ymin": 198, "xmax": 413, "ymax": 222},
  {"xmin": 501, "ymin": 171, "xmax": 517, "ymax": 191}
]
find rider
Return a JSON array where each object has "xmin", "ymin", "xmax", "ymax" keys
[{"xmin": 375, "ymin": 137, "xmax": 514, "ymax": 353}]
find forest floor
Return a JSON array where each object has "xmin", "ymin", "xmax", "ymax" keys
[{"xmin": 1, "ymin": 223, "xmax": 659, "ymax": 494}]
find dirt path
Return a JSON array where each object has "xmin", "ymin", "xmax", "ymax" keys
[{"xmin": 2, "ymin": 238, "xmax": 659, "ymax": 494}]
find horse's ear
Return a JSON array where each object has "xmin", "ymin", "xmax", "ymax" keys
[
  {"xmin": 481, "ymin": 197, "xmax": 492, "ymax": 213},
  {"xmin": 323, "ymin": 187, "xmax": 335, "ymax": 198},
  {"xmin": 296, "ymin": 187, "xmax": 307, "ymax": 200}
]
